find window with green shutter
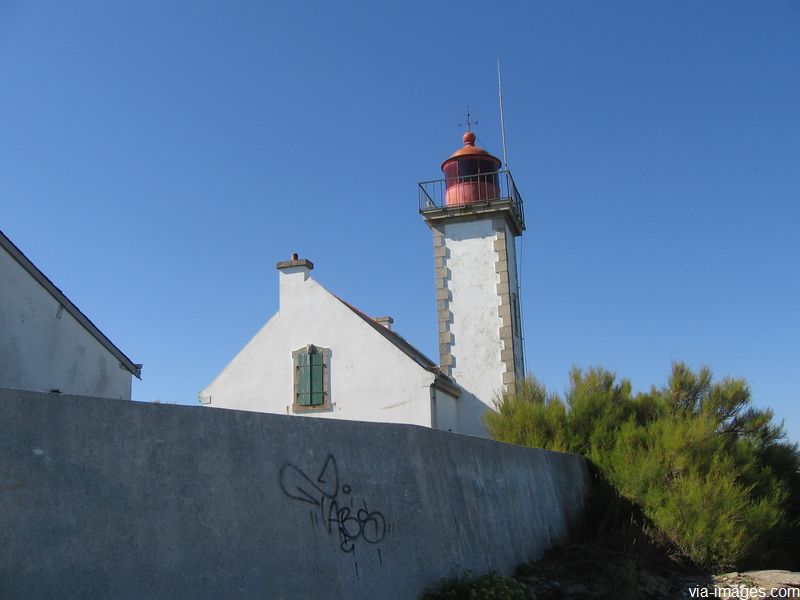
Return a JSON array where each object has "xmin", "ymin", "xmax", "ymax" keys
[
  {"xmin": 309, "ymin": 349, "xmax": 324, "ymax": 405},
  {"xmin": 292, "ymin": 344, "xmax": 331, "ymax": 412}
]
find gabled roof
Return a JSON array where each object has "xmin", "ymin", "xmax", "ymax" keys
[
  {"xmin": 336, "ymin": 297, "xmax": 459, "ymax": 398},
  {"xmin": 0, "ymin": 230, "xmax": 142, "ymax": 379}
]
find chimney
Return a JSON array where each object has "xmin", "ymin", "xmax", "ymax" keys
[
  {"xmin": 375, "ymin": 316, "xmax": 394, "ymax": 330},
  {"xmin": 276, "ymin": 253, "xmax": 314, "ymax": 311},
  {"xmin": 276, "ymin": 253, "xmax": 314, "ymax": 276}
]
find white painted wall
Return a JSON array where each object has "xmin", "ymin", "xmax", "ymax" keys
[
  {"xmin": 0, "ymin": 246, "xmax": 132, "ymax": 399},
  {"xmin": 443, "ymin": 219, "xmax": 505, "ymax": 424},
  {"xmin": 199, "ymin": 265, "xmax": 455, "ymax": 429},
  {"xmin": 433, "ymin": 385, "xmax": 459, "ymax": 432}
]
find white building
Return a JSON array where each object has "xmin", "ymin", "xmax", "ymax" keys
[
  {"xmin": 198, "ymin": 255, "xmax": 464, "ymax": 431},
  {"xmin": 200, "ymin": 132, "xmax": 525, "ymax": 436},
  {"xmin": 0, "ymin": 230, "xmax": 141, "ymax": 399}
]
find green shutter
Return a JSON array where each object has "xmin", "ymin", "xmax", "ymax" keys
[
  {"xmin": 310, "ymin": 351, "xmax": 324, "ymax": 406},
  {"xmin": 297, "ymin": 352, "xmax": 311, "ymax": 406}
]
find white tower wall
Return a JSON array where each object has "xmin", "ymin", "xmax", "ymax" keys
[
  {"xmin": 431, "ymin": 214, "xmax": 524, "ymax": 433},
  {"xmin": 441, "ymin": 219, "xmax": 505, "ymax": 403}
]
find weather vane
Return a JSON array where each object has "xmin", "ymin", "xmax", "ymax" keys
[{"xmin": 459, "ymin": 106, "xmax": 478, "ymax": 132}]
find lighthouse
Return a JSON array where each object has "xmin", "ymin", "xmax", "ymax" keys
[{"xmin": 419, "ymin": 132, "xmax": 525, "ymax": 433}]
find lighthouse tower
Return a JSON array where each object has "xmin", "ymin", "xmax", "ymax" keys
[{"xmin": 419, "ymin": 131, "xmax": 525, "ymax": 434}]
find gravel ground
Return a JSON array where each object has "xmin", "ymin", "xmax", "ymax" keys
[{"xmin": 512, "ymin": 542, "xmax": 799, "ymax": 599}]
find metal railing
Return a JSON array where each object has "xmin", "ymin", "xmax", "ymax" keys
[{"xmin": 418, "ymin": 169, "xmax": 524, "ymax": 227}]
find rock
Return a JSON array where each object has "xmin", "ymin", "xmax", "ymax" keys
[{"xmin": 713, "ymin": 570, "xmax": 800, "ymax": 598}]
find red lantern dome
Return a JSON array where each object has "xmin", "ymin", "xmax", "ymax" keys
[{"xmin": 440, "ymin": 132, "xmax": 502, "ymax": 206}]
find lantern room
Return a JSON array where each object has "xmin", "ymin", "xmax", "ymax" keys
[
  {"xmin": 418, "ymin": 131, "xmax": 525, "ymax": 236},
  {"xmin": 441, "ymin": 131, "xmax": 502, "ymax": 206}
]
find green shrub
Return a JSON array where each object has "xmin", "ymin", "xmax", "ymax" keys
[
  {"xmin": 485, "ymin": 363, "xmax": 799, "ymax": 570},
  {"xmin": 419, "ymin": 571, "xmax": 532, "ymax": 600}
]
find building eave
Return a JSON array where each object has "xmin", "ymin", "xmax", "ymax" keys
[
  {"xmin": 0, "ymin": 230, "xmax": 142, "ymax": 379},
  {"xmin": 335, "ymin": 297, "xmax": 433, "ymax": 366},
  {"xmin": 335, "ymin": 296, "xmax": 461, "ymax": 399}
]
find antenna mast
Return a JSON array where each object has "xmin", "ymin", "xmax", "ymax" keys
[{"xmin": 497, "ymin": 58, "xmax": 509, "ymax": 169}]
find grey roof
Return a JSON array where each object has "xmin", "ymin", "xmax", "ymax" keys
[
  {"xmin": 336, "ymin": 297, "xmax": 459, "ymax": 398},
  {"xmin": 0, "ymin": 230, "xmax": 142, "ymax": 379}
]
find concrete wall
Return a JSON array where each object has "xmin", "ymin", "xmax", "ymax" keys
[
  {"xmin": 0, "ymin": 246, "xmax": 132, "ymax": 399},
  {"xmin": 200, "ymin": 264, "xmax": 456, "ymax": 431},
  {"xmin": 0, "ymin": 388, "xmax": 590, "ymax": 600}
]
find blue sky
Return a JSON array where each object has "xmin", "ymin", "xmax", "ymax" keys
[{"xmin": 2, "ymin": 1, "xmax": 798, "ymax": 442}]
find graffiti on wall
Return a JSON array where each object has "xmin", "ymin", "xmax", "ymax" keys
[{"xmin": 279, "ymin": 454, "xmax": 391, "ymax": 562}]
